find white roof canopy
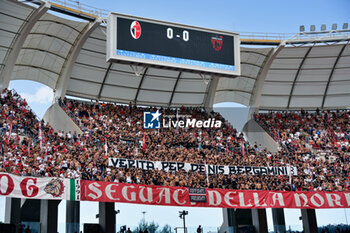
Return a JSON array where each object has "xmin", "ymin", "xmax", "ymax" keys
[
  {"xmin": 214, "ymin": 47, "xmax": 272, "ymax": 106},
  {"xmin": 1, "ymin": 0, "xmax": 350, "ymax": 109},
  {"xmin": 260, "ymin": 43, "xmax": 350, "ymax": 109}
]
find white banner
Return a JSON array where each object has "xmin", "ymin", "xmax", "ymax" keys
[
  {"xmin": 108, "ymin": 158, "xmax": 298, "ymax": 176},
  {"xmin": 0, "ymin": 172, "xmax": 73, "ymax": 200}
]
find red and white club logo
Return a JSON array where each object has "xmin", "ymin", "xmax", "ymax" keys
[
  {"xmin": 211, "ymin": 35, "xmax": 223, "ymax": 51},
  {"xmin": 130, "ymin": 21, "xmax": 141, "ymax": 39}
]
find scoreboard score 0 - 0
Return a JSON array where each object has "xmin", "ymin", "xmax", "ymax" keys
[{"xmin": 107, "ymin": 13, "xmax": 240, "ymax": 76}]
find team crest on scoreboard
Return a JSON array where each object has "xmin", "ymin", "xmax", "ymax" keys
[
  {"xmin": 130, "ymin": 21, "xmax": 141, "ymax": 39},
  {"xmin": 44, "ymin": 178, "xmax": 65, "ymax": 198},
  {"xmin": 211, "ymin": 35, "xmax": 223, "ymax": 51}
]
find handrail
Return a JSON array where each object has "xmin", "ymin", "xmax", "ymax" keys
[
  {"xmin": 239, "ymin": 31, "xmax": 293, "ymax": 41},
  {"xmin": 47, "ymin": 0, "xmax": 109, "ymax": 18}
]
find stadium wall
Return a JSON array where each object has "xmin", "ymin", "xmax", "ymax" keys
[
  {"xmin": 242, "ymin": 119, "xmax": 278, "ymax": 153},
  {"xmin": 43, "ymin": 102, "xmax": 83, "ymax": 135}
]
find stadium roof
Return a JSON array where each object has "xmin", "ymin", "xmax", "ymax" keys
[
  {"xmin": 260, "ymin": 43, "xmax": 350, "ymax": 109},
  {"xmin": 1, "ymin": 0, "xmax": 350, "ymax": 109}
]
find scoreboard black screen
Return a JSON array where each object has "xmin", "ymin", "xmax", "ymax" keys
[{"xmin": 107, "ymin": 13, "xmax": 240, "ymax": 76}]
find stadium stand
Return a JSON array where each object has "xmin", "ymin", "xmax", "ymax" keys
[
  {"xmin": 255, "ymin": 111, "xmax": 350, "ymax": 192},
  {"xmin": 1, "ymin": 0, "xmax": 349, "ymax": 232},
  {"xmin": 1, "ymin": 88, "xmax": 349, "ymax": 191}
]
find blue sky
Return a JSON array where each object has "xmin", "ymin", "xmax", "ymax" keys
[
  {"xmin": 1, "ymin": 0, "xmax": 350, "ymax": 232},
  {"xmin": 80, "ymin": 0, "xmax": 350, "ymax": 34}
]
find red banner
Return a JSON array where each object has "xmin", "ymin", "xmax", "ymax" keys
[
  {"xmin": 83, "ymin": 180, "xmax": 350, "ymax": 209},
  {"xmin": 1, "ymin": 172, "xmax": 349, "ymax": 209}
]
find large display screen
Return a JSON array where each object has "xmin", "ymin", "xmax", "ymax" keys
[{"xmin": 107, "ymin": 13, "xmax": 240, "ymax": 76}]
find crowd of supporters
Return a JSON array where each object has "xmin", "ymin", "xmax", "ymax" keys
[
  {"xmin": 0, "ymin": 88, "xmax": 349, "ymax": 191},
  {"xmin": 255, "ymin": 110, "xmax": 350, "ymax": 191},
  {"xmin": 255, "ymin": 110, "xmax": 350, "ymax": 153}
]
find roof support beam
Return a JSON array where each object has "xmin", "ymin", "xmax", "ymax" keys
[
  {"xmin": 286, "ymin": 46, "xmax": 313, "ymax": 109},
  {"xmin": 204, "ymin": 75, "xmax": 219, "ymax": 111},
  {"xmin": 134, "ymin": 67, "xmax": 149, "ymax": 103},
  {"xmin": 0, "ymin": 28, "xmax": 19, "ymax": 35},
  {"xmin": 37, "ymin": 19, "xmax": 82, "ymax": 33},
  {"xmin": 321, "ymin": 43, "xmax": 348, "ymax": 108},
  {"xmin": 97, "ymin": 63, "xmax": 113, "ymax": 100},
  {"xmin": 14, "ymin": 64, "xmax": 60, "ymax": 75},
  {"xmin": 241, "ymin": 62, "xmax": 263, "ymax": 68},
  {"xmin": 54, "ymin": 19, "xmax": 101, "ymax": 99},
  {"xmin": 0, "ymin": 2, "xmax": 50, "ymax": 91},
  {"xmin": 240, "ymin": 75, "xmax": 257, "ymax": 81},
  {"xmin": 249, "ymin": 46, "xmax": 284, "ymax": 116},
  {"xmin": 0, "ymin": 11, "xmax": 29, "ymax": 21},
  {"xmin": 241, "ymin": 50, "xmax": 271, "ymax": 57},
  {"xmin": 20, "ymin": 47, "xmax": 66, "ymax": 60},
  {"xmin": 168, "ymin": 71, "xmax": 182, "ymax": 107},
  {"xmin": 29, "ymin": 32, "xmax": 74, "ymax": 45},
  {"xmin": 216, "ymin": 89, "xmax": 252, "ymax": 94}
]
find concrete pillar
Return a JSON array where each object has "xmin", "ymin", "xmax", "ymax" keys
[
  {"xmin": 204, "ymin": 75, "xmax": 219, "ymax": 111},
  {"xmin": 99, "ymin": 202, "xmax": 116, "ymax": 233},
  {"xmin": 252, "ymin": 209, "xmax": 268, "ymax": 233},
  {"xmin": 5, "ymin": 197, "xmax": 21, "ymax": 231},
  {"xmin": 301, "ymin": 209, "xmax": 317, "ymax": 233},
  {"xmin": 222, "ymin": 209, "xmax": 255, "ymax": 233},
  {"xmin": 20, "ymin": 199, "xmax": 41, "ymax": 222},
  {"xmin": 272, "ymin": 208, "xmax": 286, "ymax": 233},
  {"xmin": 40, "ymin": 200, "xmax": 61, "ymax": 233},
  {"xmin": 66, "ymin": 200, "xmax": 80, "ymax": 233},
  {"xmin": 222, "ymin": 208, "xmax": 238, "ymax": 233}
]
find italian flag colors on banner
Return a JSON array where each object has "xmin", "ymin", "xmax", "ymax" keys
[
  {"xmin": 0, "ymin": 172, "xmax": 75, "ymax": 200},
  {"xmin": 69, "ymin": 178, "xmax": 81, "ymax": 201}
]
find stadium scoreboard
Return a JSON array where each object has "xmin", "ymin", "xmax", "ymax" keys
[{"xmin": 107, "ymin": 13, "xmax": 240, "ymax": 76}]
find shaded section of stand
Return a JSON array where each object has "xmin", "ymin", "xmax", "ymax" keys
[
  {"xmin": 66, "ymin": 200, "xmax": 80, "ymax": 233},
  {"xmin": 40, "ymin": 200, "xmax": 61, "ymax": 233},
  {"xmin": 301, "ymin": 209, "xmax": 317, "ymax": 233},
  {"xmin": 99, "ymin": 202, "xmax": 116, "ymax": 233},
  {"xmin": 272, "ymin": 208, "xmax": 286, "ymax": 233},
  {"xmin": 5, "ymin": 197, "xmax": 21, "ymax": 232}
]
